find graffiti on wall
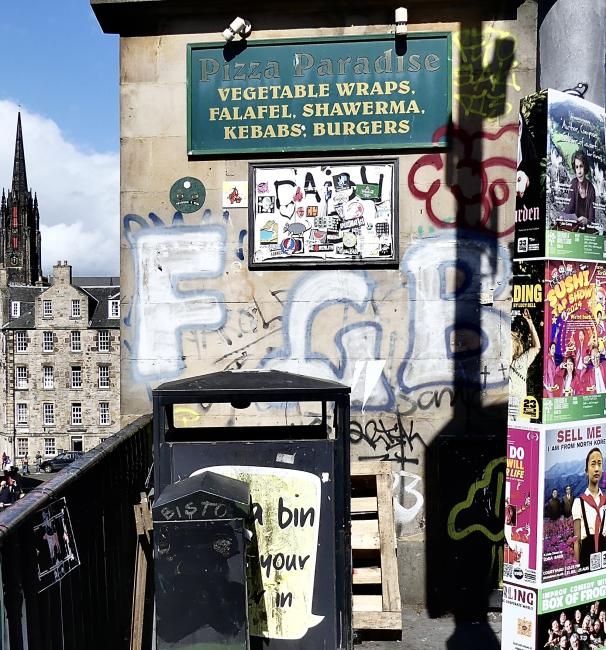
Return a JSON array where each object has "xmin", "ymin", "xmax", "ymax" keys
[
  {"xmin": 398, "ymin": 231, "xmax": 511, "ymax": 393},
  {"xmin": 349, "ymin": 412, "xmax": 427, "ymax": 466},
  {"xmin": 408, "ymin": 123, "xmax": 518, "ymax": 237},
  {"xmin": 454, "ymin": 27, "xmax": 520, "ymax": 119},
  {"xmin": 124, "ymin": 212, "xmax": 227, "ymax": 380}
]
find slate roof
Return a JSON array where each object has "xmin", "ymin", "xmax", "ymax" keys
[
  {"xmin": 79, "ymin": 285, "xmax": 121, "ymax": 328},
  {"xmin": 3, "ymin": 280, "xmax": 120, "ymax": 330},
  {"xmin": 2, "ymin": 286, "xmax": 44, "ymax": 329}
]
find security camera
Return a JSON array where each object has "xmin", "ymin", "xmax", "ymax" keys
[
  {"xmin": 222, "ymin": 17, "xmax": 252, "ymax": 42},
  {"xmin": 395, "ymin": 7, "xmax": 408, "ymax": 36}
]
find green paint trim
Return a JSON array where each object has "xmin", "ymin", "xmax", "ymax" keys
[
  {"xmin": 187, "ymin": 42, "xmax": 193, "ymax": 153},
  {"xmin": 186, "ymin": 31, "xmax": 452, "ymax": 156}
]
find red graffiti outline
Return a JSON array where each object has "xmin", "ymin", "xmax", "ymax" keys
[{"xmin": 408, "ymin": 123, "xmax": 518, "ymax": 237}]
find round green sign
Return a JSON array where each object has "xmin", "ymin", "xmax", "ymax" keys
[{"xmin": 169, "ymin": 177, "xmax": 206, "ymax": 213}]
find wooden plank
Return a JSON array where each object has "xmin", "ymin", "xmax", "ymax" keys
[
  {"xmin": 351, "ymin": 460, "xmax": 391, "ymax": 476},
  {"xmin": 352, "ymin": 566, "xmax": 381, "ymax": 584},
  {"xmin": 376, "ymin": 472, "xmax": 401, "ymax": 612},
  {"xmin": 351, "ymin": 519, "xmax": 379, "ymax": 549},
  {"xmin": 353, "ymin": 594, "xmax": 383, "ymax": 612},
  {"xmin": 353, "ymin": 611, "xmax": 402, "ymax": 630},
  {"xmin": 352, "ymin": 496, "xmax": 378, "ymax": 513}
]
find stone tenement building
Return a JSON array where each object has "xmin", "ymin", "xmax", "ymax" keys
[{"xmin": 0, "ymin": 115, "xmax": 121, "ymax": 461}]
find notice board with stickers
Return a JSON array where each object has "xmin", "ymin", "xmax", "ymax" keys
[{"xmin": 248, "ymin": 159, "xmax": 398, "ymax": 268}]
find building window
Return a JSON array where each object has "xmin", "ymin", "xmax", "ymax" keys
[
  {"xmin": 71, "ymin": 299, "xmax": 81, "ymax": 318},
  {"xmin": 43, "ymin": 366, "xmax": 54, "ymax": 389},
  {"xmin": 71, "ymin": 366, "xmax": 82, "ymax": 389},
  {"xmin": 42, "ymin": 300, "xmax": 52, "ymax": 318},
  {"xmin": 98, "ymin": 330, "xmax": 110, "ymax": 352},
  {"xmin": 16, "ymin": 403, "xmax": 27, "ymax": 425},
  {"xmin": 44, "ymin": 438, "xmax": 56, "ymax": 456},
  {"xmin": 99, "ymin": 402, "xmax": 110, "ymax": 425},
  {"xmin": 43, "ymin": 403, "xmax": 55, "ymax": 425},
  {"xmin": 16, "ymin": 438, "xmax": 28, "ymax": 458},
  {"xmin": 109, "ymin": 300, "xmax": 120, "ymax": 319},
  {"xmin": 10, "ymin": 301, "xmax": 20, "ymax": 318},
  {"xmin": 43, "ymin": 331, "xmax": 53, "ymax": 352},
  {"xmin": 15, "ymin": 366, "xmax": 27, "ymax": 389},
  {"xmin": 71, "ymin": 331, "xmax": 81, "ymax": 352},
  {"xmin": 98, "ymin": 365, "xmax": 110, "ymax": 389},
  {"xmin": 71, "ymin": 403, "xmax": 82, "ymax": 426},
  {"xmin": 15, "ymin": 331, "xmax": 27, "ymax": 352}
]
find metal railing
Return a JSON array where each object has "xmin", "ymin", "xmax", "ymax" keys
[{"xmin": 0, "ymin": 415, "xmax": 152, "ymax": 650}]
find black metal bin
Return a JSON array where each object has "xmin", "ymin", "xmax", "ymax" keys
[
  {"xmin": 153, "ymin": 471, "xmax": 251, "ymax": 649},
  {"xmin": 152, "ymin": 370, "xmax": 352, "ymax": 650}
]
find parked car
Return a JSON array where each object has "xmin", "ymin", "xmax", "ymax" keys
[{"xmin": 39, "ymin": 452, "xmax": 83, "ymax": 473}]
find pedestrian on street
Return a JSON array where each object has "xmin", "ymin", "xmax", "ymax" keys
[
  {"xmin": 35, "ymin": 451, "xmax": 42, "ymax": 473},
  {"xmin": 21, "ymin": 454, "xmax": 29, "ymax": 475}
]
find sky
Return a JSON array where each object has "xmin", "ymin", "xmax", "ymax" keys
[{"xmin": 0, "ymin": 0, "xmax": 119, "ymax": 277}]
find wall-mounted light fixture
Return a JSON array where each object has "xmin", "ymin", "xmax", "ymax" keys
[
  {"xmin": 222, "ymin": 17, "xmax": 252, "ymax": 42},
  {"xmin": 395, "ymin": 7, "xmax": 408, "ymax": 36}
]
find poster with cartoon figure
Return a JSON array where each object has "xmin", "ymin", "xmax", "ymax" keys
[
  {"xmin": 248, "ymin": 160, "xmax": 398, "ymax": 267},
  {"xmin": 543, "ymin": 260, "xmax": 606, "ymax": 423}
]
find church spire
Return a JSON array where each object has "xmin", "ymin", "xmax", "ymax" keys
[
  {"xmin": 0, "ymin": 113, "xmax": 41, "ymax": 284},
  {"xmin": 11, "ymin": 112, "xmax": 28, "ymax": 195}
]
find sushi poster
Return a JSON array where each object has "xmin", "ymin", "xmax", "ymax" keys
[{"xmin": 248, "ymin": 159, "xmax": 398, "ymax": 268}]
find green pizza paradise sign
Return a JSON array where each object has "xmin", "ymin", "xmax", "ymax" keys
[{"xmin": 187, "ymin": 33, "xmax": 451, "ymax": 155}]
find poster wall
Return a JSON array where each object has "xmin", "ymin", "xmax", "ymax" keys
[
  {"xmin": 502, "ymin": 578, "xmax": 606, "ymax": 650},
  {"xmin": 509, "ymin": 260, "xmax": 606, "ymax": 425},
  {"xmin": 248, "ymin": 160, "xmax": 398, "ymax": 268},
  {"xmin": 515, "ymin": 89, "xmax": 606, "ymax": 261},
  {"xmin": 504, "ymin": 427, "xmax": 540, "ymax": 586}
]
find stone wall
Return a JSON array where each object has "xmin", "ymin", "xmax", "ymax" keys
[{"xmin": 118, "ymin": 2, "xmax": 538, "ymax": 609}]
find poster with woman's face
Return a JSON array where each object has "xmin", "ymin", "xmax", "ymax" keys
[
  {"xmin": 509, "ymin": 260, "xmax": 545, "ymax": 424},
  {"xmin": 546, "ymin": 90, "xmax": 606, "ymax": 260}
]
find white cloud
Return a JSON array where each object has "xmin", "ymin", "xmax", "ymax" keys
[{"xmin": 0, "ymin": 99, "xmax": 119, "ymax": 277}]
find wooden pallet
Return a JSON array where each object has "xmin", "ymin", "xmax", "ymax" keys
[{"xmin": 351, "ymin": 460, "xmax": 402, "ymax": 632}]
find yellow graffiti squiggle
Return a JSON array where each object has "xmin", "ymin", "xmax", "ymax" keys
[
  {"xmin": 447, "ymin": 456, "xmax": 506, "ymax": 542},
  {"xmin": 453, "ymin": 27, "xmax": 521, "ymax": 120}
]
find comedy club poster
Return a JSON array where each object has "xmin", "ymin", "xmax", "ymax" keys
[
  {"xmin": 504, "ymin": 427, "xmax": 540, "ymax": 586},
  {"xmin": 543, "ymin": 261, "xmax": 606, "ymax": 424},
  {"xmin": 542, "ymin": 422, "xmax": 606, "ymax": 583}
]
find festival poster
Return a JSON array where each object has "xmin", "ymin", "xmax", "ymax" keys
[
  {"xmin": 515, "ymin": 90, "xmax": 547, "ymax": 259},
  {"xmin": 535, "ymin": 576, "xmax": 606, "ymax": 650},
  {"xmin": 502, "ymin": 582, "xmax": 537, "ymax": 650},
  {"xmin": 509, "ymin": 260, "xmax": 545, "ymax": 424},
  {"xmin": 502, "ymin": 577, "xmax": 606, "ymax": 650},
  {"xmin": 543, "ymin": 261, "xmax": 606, "ymax": 424},
  {"xmin": 542, "ymin": 421, "xmax": 606, "ymax": 584},
  {"xmin": 545, "ymin": 90, "xmax": 606, "ymax": 261},
  {"xmin": 514, "ymin": 89, "xmax": 606, "ymax": 262},
  {"xmin": 505, "ymin": 427, "xmax": 541, "ymax": 587}
]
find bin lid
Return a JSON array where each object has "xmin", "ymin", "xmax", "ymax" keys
[
  {"xmin": 153, "ymin": 471, "xmax": 250, "ymax": 521},
  {"xmin": 153, "ymin": 369, "xmax": 350, "ymax": 402}
]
